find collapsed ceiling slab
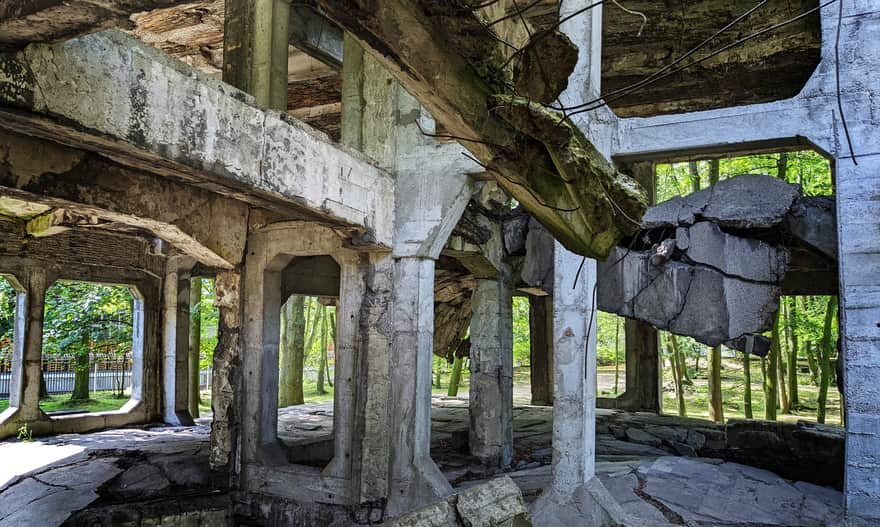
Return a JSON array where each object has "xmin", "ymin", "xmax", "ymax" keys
[{"xmin": 598, "ymin": 174, "xmax": 837, "ymax": 351}]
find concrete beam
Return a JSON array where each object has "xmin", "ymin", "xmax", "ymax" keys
[
  {"xmin": 313, "ymin": 0, "xmax": 647, "ymax": 259},
  {"xmin": 0, "ymin": 130, "xmax": 248, "ymax": 267},
  {"xmin": 0, "ymin": 29, "xmax": 394, "ymax": 247}
]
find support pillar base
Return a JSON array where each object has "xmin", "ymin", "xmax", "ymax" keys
[
  {"xmin": 531, "ymin": 478, "xmax": 653, "ymax": 527},
  {"xmin": 387, "ymin": 457, "xmax": 454, "ymax": 518}
]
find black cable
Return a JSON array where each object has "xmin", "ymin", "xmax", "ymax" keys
[
  {"xmin": 565, "ymin": 0, "xmax": 836, "ymax": 118},
  {"xmin": 552, "ymin": 0, "xmax": 768, "ymax": 112},
  {"xmin": 835, "ymin": 0, "xmax": 859, "ymax": 165},
  {"xmin": 485, "ymin": 0, "xmax": 544, "ymax": 27}
]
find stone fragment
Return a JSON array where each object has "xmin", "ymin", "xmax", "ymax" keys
[
  {"xmin": 520, "ymin": 217, "xmax": 554, "ymax": 292},
  {"xmin": 643, "ymin": 174, "xmax": 800, "ymax": 229},
  {"xmin": 787, "ymin": 196, "xmax": 837, "ymax": 259},
  {"xmin": 456, "ymin": 476, "xmax": 532, "ymax": 527},
  {"xmin": 624, "ymin": 428, "xmax": 662, "ymax": 447},
  {"xmin": 513, "ymin": 30, "xmax": 579, "ymax": 104},
  {"xmin": 598, "ymin": 247, "xmax": 780, "ymax": 346}
]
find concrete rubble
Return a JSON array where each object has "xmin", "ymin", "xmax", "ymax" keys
[{"xmin": 599, "ymin": 174, "xmax": 838, "ymax": 350}]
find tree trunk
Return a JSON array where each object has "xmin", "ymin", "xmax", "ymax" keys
[
  {"xmin": 743, "ymin": 352, "xmax": 753, "ymax": 419},
  {"xmin": 668, "ymin": 333, "xmax": 686, "ymax": 417},
  {"xmin": 316, "ymin": 304, "xmax": 327, "ymax": 395},
  {"xmin": 709, "ymin": 345, "xmax": 724, "ymax": 422},
  {"xmin": 764, "ymin": 310, "xmax": 780, "ymax": 421},
  {"xmin": 786, "ymin": 297, "xmax": 800, "ymax": 408},
  {"xmin": 613, "ymin": 317, "xmax": 620, "ymax": 394},
  {"xmin": 679, "ymin": 343, "xmax": 692, "ymax": 385},
  {"xmin": 71, "ymin": 333, "xmax": 90, "ymax": 401},
  {"xmin": 778, "ymin": 300, "xmax": 790, "ymax": 414},
  {"xmin": 327, "ymin": 310, "xmax": 335, "ymax": 387},
  {"xmin": 278, "ymin": 295, "xmax": 306, "ymax": 407},
  {"xmin": 817, "ymin": 297, "xmax": 838, "ymax": 424},
  {"xmin": 448, "ymin": 355, "xmax": 464, "ymax": 396},
  {"xmin": 188, "ymin": 277, "xmax": 201, "ymax": 418}
]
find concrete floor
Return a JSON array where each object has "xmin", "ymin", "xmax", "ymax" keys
[{"xmin": 3, "ymin": 400, "xmax": 843, "ymax": 526}]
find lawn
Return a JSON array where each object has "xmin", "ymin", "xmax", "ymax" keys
[
  {"xmin": 661, "ymin": 357, "xmax": 843, "ymax": 426},
  {"xmin": 0, "ymin": 391, "xmax": 130, "ymax": 414}
]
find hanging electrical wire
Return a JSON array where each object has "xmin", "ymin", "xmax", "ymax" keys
[
  {"xmin": 562, "ymin": 0, "xmax": 837, "ymax": 119},
  {"xmin": 835, "ymin": 0, "xmax": 859, "ymax": 165},
  {"xmin": 550, "ymin": 0, "xmax": 769, "ymax": 113}
]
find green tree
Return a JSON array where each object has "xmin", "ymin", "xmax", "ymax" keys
[
  {"xmin": 817, "ymin": 297, "xmax": 838, "ymax": 424},
  {"xmin": 41, "ymin": 281, "xmax": 133, "ymax": 402}
]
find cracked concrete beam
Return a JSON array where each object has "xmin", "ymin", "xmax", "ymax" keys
[
  {"xmin": 642, "ymin": 174, "xmax": 800, "ymax": 230},
  {"xmin": 0, "ymin": 130, "xmax": 248, "ymax": 267},
  {"xmin": 311, "ymin": 0, "xmax": 647, "ymax": 259}
]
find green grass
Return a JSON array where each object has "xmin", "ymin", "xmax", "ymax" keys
[
  {"xmin": 661, "ymin": 357, "xmax": 842, "ymax": 425},
  {"xmin": 0, "ymin": 392, "xmax": 132, "ymax": 414}
]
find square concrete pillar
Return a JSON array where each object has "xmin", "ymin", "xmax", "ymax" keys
[
  {"xmin": 162, "ymin": 257, "xmax": 195, "ymax": 426},
  {"xmin": 468, "ymin": 276, "xmax": 514, "ymax": 468},
  {"xmin": 386, "ymin": 256, "xmax": 453, "ymax": 515},
  {"xmin": 532, "ymin": 244, "xmax": 630, "ymax": 525},
  {"xmin": 20, "ymin": 268, "xmax": 48, "ymax": 423},
  {"xmin": 838, "ymin": 155, "xmax": 880, "ymax": 526}
]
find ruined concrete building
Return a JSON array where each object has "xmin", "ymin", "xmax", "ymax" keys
[{"xmin": 0, "ymin": 0, "xmax": 876, "ymax": 526}]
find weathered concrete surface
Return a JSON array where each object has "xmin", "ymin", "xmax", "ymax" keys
[
  {"xmin": 0, "ymin": 29, "xmax": 394, "ymax": 246},
  {"xmin": 642, "ymin": 174, "xmax": 801, "ymax": 230},
  {"xmin": 598, "ymin": 246, "xmax": 781, "ymax": 347},
  {"xmin": 0, "ymin": 426, "xmax": 217, "ymax": 527},
  {"xmin": 469, "ymin": 273, "xmax": 514, "ymax": 468},
  {"xmin": 598, "ymin": 175, "xmax": 842, "ymax": 348}
]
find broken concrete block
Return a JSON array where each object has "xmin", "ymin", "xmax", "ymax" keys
[
  {"xmin": 520, "ymin": 217, "xmax": 554, "ymax": 293},
  {"xmin": 598, "ymin": 247, "xmax": 780, "ymax": 347},
  {"xmin": 513, "ymin": 30, "xmax": 579, "ymax": 104},
  {"xmin": 643, "ymin": 174, "xmax": 800, "ymax": 229},
  {"xmin": 684, "ymin": 221, "xmax": 789, "ymax": 282},
  {"xmin": 384, "ymin": 500, "xmax": 459, "ymax": 527},
  {"xmin": 787, "ymin": 196, "xmax": 837, "ymax": 259},
  {"xmin": 385, "ymin": 476, "xmax": 531, "ymax": 527},
  {"xmin": 456, "ymin": 476, "xmax": 532, "ymax": 527}
]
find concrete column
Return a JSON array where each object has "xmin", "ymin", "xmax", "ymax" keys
[
  {"xmin": 351, "ymin": 253, "xmax": 394, "ymax": 507},
  {"xmin": 533, "ymin": 244, "xmax": 628, "ymax": 524},
  {"xmin": 468, "ymin": 274, "xmax": 514, "ymax": 468},
  {"xmin": 529, "ymin": 295, "xmax": 554, "ymax": 406},
  {"xmin": 162, "ymin": 258, "xmax": 194, "ymax": 426},
  {"xmin": 387, "ymin": 256, "xmax": 453, "ymax": 516},
  {"xmin": 222, "ymin": 0, "xmax": 290, "ymax": 110},
  {"xmin": 210, "ymin": 270, "xmax": 243, "ymax": 472},
  {"xmin": 838, "ymin": 153, "xmax": 880, "ymax": 526},
  {"xmin": 20, "ymin": 268, "xmax": 48, "ymax": 423},
  {"xmin": 2, "ymin": 276, "xmax": 25, "ymax": 416}
]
